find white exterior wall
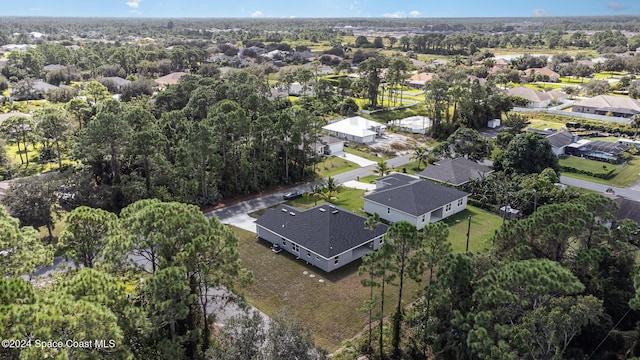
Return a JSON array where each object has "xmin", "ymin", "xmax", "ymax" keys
[
  {"xmin": 552, "ymin": 146, "xmax": 565, "ymax": 156},
  {"xmin": 256, "ymin": 225, "xmax": 384, "ymax": 273},
  {"xmin": 327, "ymin": 142, "xmax": 344, "ymax": 154},
  {"xmin": 328, "ymin": 131, "xmax": 375, "ymax": 144},
  {"xmin": 364, "ymin": 200, "xmax": 418, "ymax": 228},
  {"xmin": 364, "ymin": 195, "xmax": 469, "ymax": 229}
]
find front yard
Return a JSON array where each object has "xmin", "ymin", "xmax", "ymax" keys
[{"xmin": 315, "ymin": 155, "xmax": 359, "ymax": 178}]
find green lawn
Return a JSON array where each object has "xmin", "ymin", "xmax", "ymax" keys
[
  {"xmin": 357, "ymin": 174, "xmax": 378, "ymax": 184},
  {"xmin": 232, "ymin": 225, "xmax": 424, "ymax": 351},
  {"xmin": 558, "ymin": 156, "xmax": 618, "ymax": 175},
  {"xmin": 560, "ymin": 157, "xmax": 640, "ymax": 187},
  {"xmin": 6, "ymin": 143, "xmax": 78, "ymax": 177},
  {"xmin": 443, "ymin": 205, "xmax": 502, "ymax": 253},
  {"xmin": 316, "ymin": 156, "xmax": 359, "ymax": 178}
]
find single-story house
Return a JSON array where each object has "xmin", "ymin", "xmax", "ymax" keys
[
  {"xmin": 322, "ymin": 116, "xmax": 386, "ymax": 144},
  {"xmin": 363, "ymin": 173, "xmax": 469, "ymax": 230},
  {"xmin": 155, "ymin": 72, "xmax": 188, "ymax": 87},
  {"xmin": 606, "ymin": 194, "xmax": 640, "ymax": 227},
  {"xmin": 307, "ymin": 135, "xmax": 345, "ymax": 156},
  {"xmin": 545, "ymin": 130, "xmax": 578, "ymax": 156},
  {"xmin": 522, "ymin": 68, "xmax": 560, "ymax": 82},
  {"xmin": 405, "ymin": 72, "xmax": 438, "ymax": 89},
  {"xmin": 506, "ymin": 87, "xmax": 567, "ymax": 108},
  {"xmin": 565, "ymin": 140, "xmax": 629, "ymax": 163},
  {"xmin": 417, "ymin": 158, "xmax": 493, "ymax": 187},
  {"xmin": 572, "ymin": 95, "xmax": 640, "ymax": 118},
  {"xmin": 390, "ymin": 116, "xmax": 431, "ymax": 134},
  {"xmin": 255, "ymin": 204, "xmax": 389, "ymax": 272}
]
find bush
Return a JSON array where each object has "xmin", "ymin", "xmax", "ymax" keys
[{"xmin": 558, "ymin": 164, "xmax": 617, "ymax": 179}]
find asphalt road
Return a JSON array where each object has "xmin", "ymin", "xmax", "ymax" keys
[{"xmin": 560, "ymin": 175, "xmax": 640, "ymax": 201}]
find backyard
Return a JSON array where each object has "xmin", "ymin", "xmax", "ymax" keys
[{"xmin": 560, "ymin": 156, "xmax": 640, "ymax": 187}]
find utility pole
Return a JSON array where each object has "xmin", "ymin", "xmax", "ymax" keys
[{"xmin": 466, "ymin": 215, "xmax": 472, "ymax": 252}]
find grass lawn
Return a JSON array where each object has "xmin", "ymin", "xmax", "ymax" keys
[
  {"xmin": 396, "ymin": 162, "xmax": 425, "ymax": 175},
  {"xmin": 316, "ymin": 156, "xmax": 359, "ymax": 178},
  {"xmin": 558, "ymin": 156, "xmax": 618, "ymax": 175},
  {"xmin": 442, "ymin": 205, "xmax": 502, "ymax": 253},
  {"xmin": 232, "ymin": 225, "xmax": 424, "ymax": 351},
  {"xmin": 524, "ymin": 118, "xmax": 565, "ymax": 131},
  {"xmin": 560, "ymin": 157, "xmax": 640, "ymax": 187},
  {"xmin": 357, "ymin": 174, "xmax": 378, "ymax": 184},
  {"xmin": 248, "ymin": 188, "xmax": 367, "ymax": 219},
  {"xmin": 6, "ymin": 143, "xmax": 78, "ymax": 177}
]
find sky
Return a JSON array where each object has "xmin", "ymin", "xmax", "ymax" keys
[{"xmin": 3, "ymin": 0, "xmax": 639, "ymax": 18}]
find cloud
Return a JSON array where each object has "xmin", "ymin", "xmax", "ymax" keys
[
  {"xmin": 607, "ymin": 2, "xmax": 628, "ymax": 10},
  {"xmin": 129, "ymin": 9, "xmax": 143, "ymax": 15},
  {"xmin": 383, "ymin": 11, "xmax": 404, "ymax": 18},
  {"xmin": 29, "ymin": 7, "xmax": 43, "ymax": 12},
  {"xmin": 126, "ymin": 0, "xmax": 143, "ymax": 9},
  {"xmin": 409, "ymin": 10, "xmax": 421, "ymax": 17},
  {"xmin": 251, "ymin": 10, "xmax": 263, "ymax": 17},
  {"xmin": 531, "ymin": 8, "xmax": 551, "ymax": 17}
]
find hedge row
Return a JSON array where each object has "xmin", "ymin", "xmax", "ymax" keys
[{"xmin": 559, "ymin": 165, "xmax": 616, "ymax": 179}]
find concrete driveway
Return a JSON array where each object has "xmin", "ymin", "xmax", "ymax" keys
[{"xmin": 341, "ymin": 152, "xmax": 377, "ymax": 167}]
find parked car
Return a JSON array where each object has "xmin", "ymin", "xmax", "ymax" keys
[
  {"xmin": 271, "ymin": 244, "xmax": 283, "ymax": 254},
  {"xmin": 283, "ymin": 191, "xmax": 303, "ymax": 200}
]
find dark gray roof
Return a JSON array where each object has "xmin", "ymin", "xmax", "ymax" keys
[
  {"xmin": 255, "ymin": 204, "xmax": 388, "ymax": 258},
  {"xmin": 587, "ymin": 140, "xmax": 628, "ymax": 155},
  {"xmin": 545, "ymin": 130, "xmax": 575, "ymax": 149},
  {"xmin": 595, "ymin": 107, "xmax": 639, "ymax": 115},
  {"xmin": 103, "ymin": 76, "xmax": 131, "ymax": 87},
  {"xmin": 608, "ymin": 194, "xmax": 640, "ymax": 225},
  {"xmin": 417, "ymin": 158, "xmax": 493, "ymax": 186},
  {"xmin": 376, "ymin": 173, "xmax": 418, "ymax": 189},
  {"xmin": 364, "ymin": 177, "xmax": 469, "ymax": 216}
]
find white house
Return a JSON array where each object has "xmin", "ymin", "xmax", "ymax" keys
[
  {"xmin": 322, "ymin": 116, "xmax": 386, "ymax": 144},
  {"xmin": 363, "ymin": 173, "xmax": 469, "ymax": 230},
  {"xmin": 255, "ymin": 204, "xmax": 389, "ymax": 272}
]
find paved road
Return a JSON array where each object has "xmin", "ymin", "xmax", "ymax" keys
[
  {"xmin": 560, "ymin": 175, "xmax": 640, "ymax": 201},
  {"xmin": 207, "ymin": 154, "xmax": 414, "ymax": 223}
]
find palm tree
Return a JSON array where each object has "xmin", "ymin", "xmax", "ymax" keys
[
  {"xmin": 373, "ymin": 160, "xmax": 391, "ymax": 177},
  {"xmin": 314, "ymin": 176, "xmax": 340, "ymax": 204},
  {"xmin": 306, "ymin": 182, "xmax": 324, "ymax": 206},
  {"xmin": 632, "ymin": 113, "xmax": 640, "ymax": 139},
  {"xmin": 411, "ymin": 147, "xmax": 429, "ymax": 170}
]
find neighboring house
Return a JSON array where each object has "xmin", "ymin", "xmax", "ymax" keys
[
  {"xmin": 255, "ymin": 204, "xmax": 389, "ymax": 272},
  {"xmin": 319, "ymin": 135, "xmax": 344, "ymax": 155},
  {"xmin": 545, "ymin": 130, "xmax": 578, "ymax": 156},
  {"xmin": 417, "ymin": 158, "xmax": 493, "ymax": 187},
  {"xmin": 565, "ymin": 140, "xmax": 629, "ymax": 163},
  {"xmin": 572, "ymin": 95, "xmax": 640, "ymax": 118},
  {"xmin": 405, "ymin": 72, "xmax": 438, "ymax": 89},
  {"xmin": 606, "ymin": 194, "xmax": 640, "ymax": 226},
  {"xmin": 363, "ymin": 173, "xmax": 469, "ymax": 230},
  {"xmin": 390, "ymin": 115, "xmax": 431, "ymax": 134},
  {"xmin": 506, "ymin": 87, "xmax": 567, "ymax": 108},
  {"xmin": 43, "ymin": 64, "xmax": 66, "ymax": 72},
  {"xmin": 322, "ymin": 116, "xmax": 386, "ymax": 144},
  {"xmin": 101, "ymin": 76, "xmax": 131, "ymax": 91},
  {"xmin": 10, "ymin": 80, "xmax": 58, "ymax": 100},
  {"xmin": 288, "ymin": 82, "xmax": 314, "ymax": 96},
  {"xmin": 523, "ymin": 68, "xmax": 560, "ymax": 82},
  {"xmin": 155, "ymin": 72, "xmax": 188, "ymax": 87}
]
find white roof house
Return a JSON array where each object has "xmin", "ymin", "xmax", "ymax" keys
[{"xmin": 322, "ymin": 116, "xmax": 386, "ymax": 144}]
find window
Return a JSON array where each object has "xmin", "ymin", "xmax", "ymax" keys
[
  {"xmin": 307, "ymin": 251, "xmax": 311, "ymax": 257},
  {"xmin": 281, "ymin": 238, "xmax": 286, "ymax": 246},
  {"xmin": 445, "ymin": 204, "xmax": 452, "ymax": 211},
  {"xmin": 421, "ymin": 215, "xmax": 426, "ymax": 222},
  {"xmin": 368, "ymin": 241, "xmax": 374, "ymax": 250},
  {"xmin": 334, "ymin": 256, "xmax": 339, "ymax": 265},
  {"xmin": 292, "ymin": 244, "xmax": 299, "ymax": 252},
  {"xmin": 387, "ymin": 207, "xmax": 390, "ymax": 214},
  {"xmin": 458, "ymin": 199, "xmax": 464, "ymax": 206}
]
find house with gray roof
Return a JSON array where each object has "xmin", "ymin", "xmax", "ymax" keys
[
  {"xmin": 364, "ymin": 173, "xmax": 469, "ymax": 230},
  {"xmin": 545, "ymin": 130, "xmax": 578, "ymax": 156},
  {"xmin": 506, "ymin": 87, "xmax": 567, "ymax": 108},
  {"xmin": 255, "ymin": 204, "xmax": 388, "ymax": 272},
  {"xmin": 572, "ymin": 95, "xmax": 640, "ymax": 118},
  {"xmin": 417, "ymin": 158, "xmax": 493, "ymax": 186}
]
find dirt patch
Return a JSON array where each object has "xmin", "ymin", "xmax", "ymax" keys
[{"xmin": 369, "ymin": 132, "xmax": 423, "ymax": 157}]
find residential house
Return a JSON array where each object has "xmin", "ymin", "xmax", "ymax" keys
[
  {"xmin": 322, "ymin": 116, "xmax": 386, "ymax": 144},
  {"xmin": 155, "ymin": 72, "xmax": 188, "ymax": 87},
  {"xmin": 405, "ymin": 72, "xmax": 438, "ymax": 89},
  {"xmin": 506, "ymin": 87, "xmax": 567, "ymax": 108},
  {"xmin": 523, "ymin": 68, "xmax": 560, "ymax": 82},
  {"xmin": 545, "ymin": 130, "xmax": 578, "ymax": 156},
  {"xmin": 572, "ymin": 95, "xmax": 640, "ymax": 118},
  {"xmin": 43, "ymin": 64, "xmax": 66, "ymax": 72},
  {"xmin": 606, "ymin": 194, "xmax": 640, "ymax": 227},
  {"xmin": 255, "ymin": 204, "xmax": 389, "ymax": 272},
  {"xmin": 565, "ymin": 140, "xmax": 629, "ymax": 163},
  {"xmin": 363, "ymin": 173, "xmax": 469, "ymax": 230},
  {"xmin": 417, "ymin": 158, "xmax": 493, "ymax": 187}
]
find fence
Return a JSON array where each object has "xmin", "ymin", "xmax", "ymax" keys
[{"xmin": 512, "ymin": 107, "xmax": 632, "ymax": 124}]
